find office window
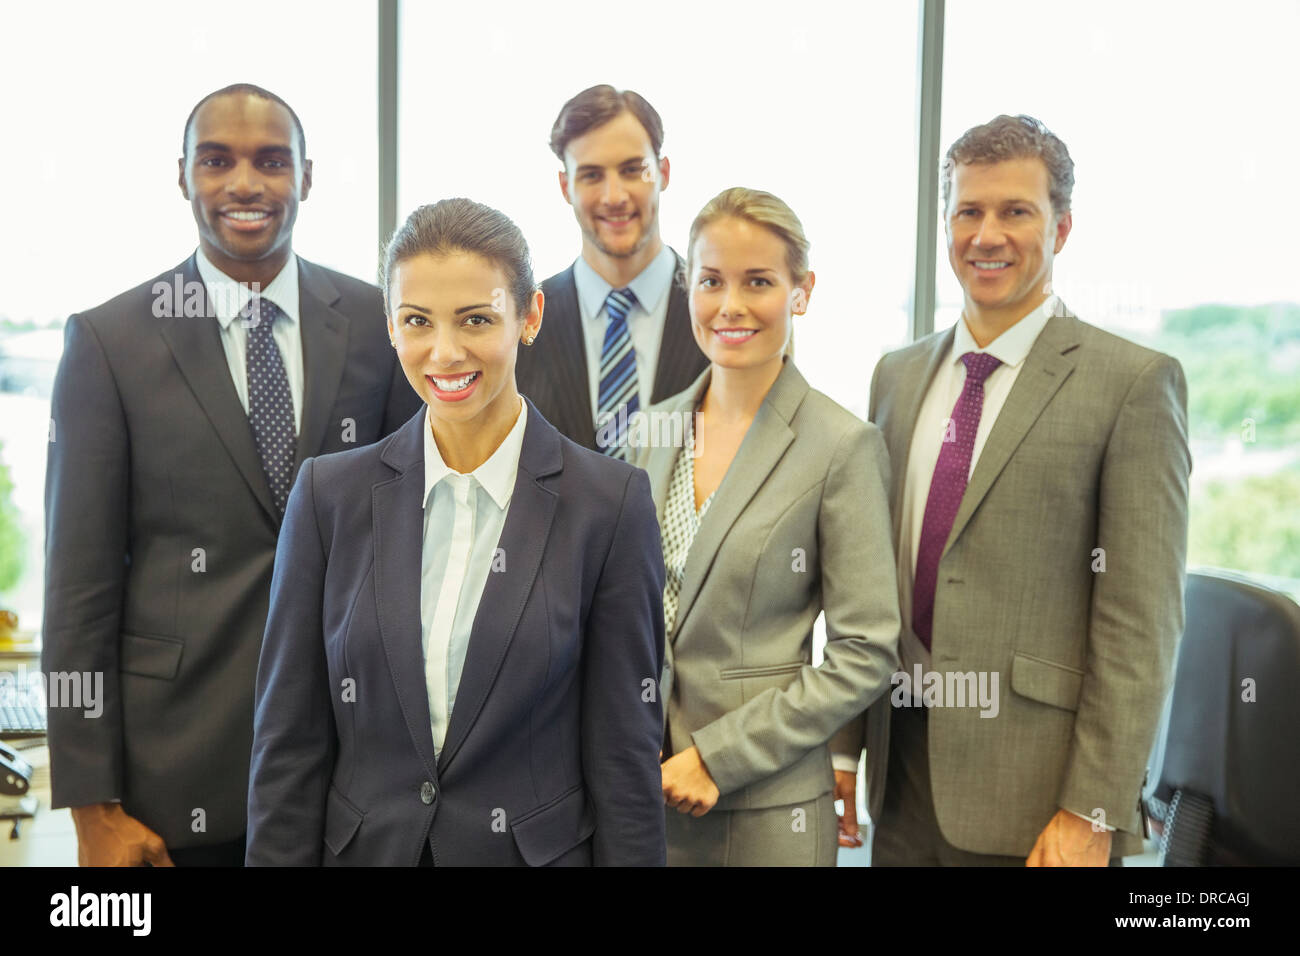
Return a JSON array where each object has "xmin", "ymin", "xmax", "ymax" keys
[
  {"xmin": 0, "ymin": 1, "xmax": 378, "ymax": 628},
  {"xmin": 937, "ymin": 0, "xmax": 1300, "ymax": 596},
  {"xmin": 398, "ymin": 0, "xmax": 921, "ymax": 420}
]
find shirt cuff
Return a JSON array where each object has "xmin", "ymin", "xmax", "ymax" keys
[
  {"xmin": 832, "ymin": 755, "xmax": 860, "ymax": 774},
  {"xmin": 1067, "ymin": 807, "xmax": 1115, "ymax": 831}
]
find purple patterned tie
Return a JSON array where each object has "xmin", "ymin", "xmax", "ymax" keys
[{"xmin": 912, "ymin": 351, "xmax": 1002, "ymax": 650}]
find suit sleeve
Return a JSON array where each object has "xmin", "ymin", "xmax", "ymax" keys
[
  {"xmin": 829, "ymin": 356, "xmax": 892, "ymax": 768},
  {"xmin": 42, "ymin": 314, "xmax": 129, "ymax": 809},
  {"xmin": 1057, "ymin": 354, "xmax": 1190, "ymax": 834},
  {"xmin": 246, "ymin": 457, "xmax": 335, "ymax": 865},
  {"xmin": 581, "ymin": 467, "xmax": 666, "ymax": 866},
  {"xmin": 692, "ymin": 423, "xmax": 902, "ymax": 796}
]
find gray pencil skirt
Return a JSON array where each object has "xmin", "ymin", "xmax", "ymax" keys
[{"xmin": 664, "ymin": 792, "xmax": 838, "ymax": 867}]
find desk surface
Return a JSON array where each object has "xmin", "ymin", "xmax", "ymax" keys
[{"xmin": 0, "ymin": 740, "xmax": 77, "ymax": 866}]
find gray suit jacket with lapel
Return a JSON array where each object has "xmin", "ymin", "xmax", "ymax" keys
[
  {"xmin": 516, "ymin": 252, "xmax": 708, "ymax": 450},
  {"xmin": 636, "ymin": 360, "xmax": 901, "ymax": 813},
  {"xmin": 246, "ymin": 400, "xmax": 667, "ymax": 866},
  {"xmin": 834, "ymin": 306, "xmax": 1191, "ymax": 858},
  {"xmin": 42, "ymin": 253, "xmax": 421, "ymax": 849}
]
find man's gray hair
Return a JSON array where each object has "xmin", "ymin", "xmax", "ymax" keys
[{"xmin": 941, "ymin": 114, "xmax": 1075, "ymax": 217}]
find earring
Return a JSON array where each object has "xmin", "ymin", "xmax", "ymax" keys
[{"xmin": 524, "ymin": 334, "xmax": 536, "ymax": 346}]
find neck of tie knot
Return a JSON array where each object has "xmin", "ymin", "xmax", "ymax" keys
[
  {"xmin": 960, "ymin": 351, "xmax": 1001, "ymax": 386},
  {"xmin": 605, "ymin": 288, "xmax": 637, "ymax": 322},
  {"xmin": 244, "ymin": 296, "xmax": 282, "ymax": 333}
]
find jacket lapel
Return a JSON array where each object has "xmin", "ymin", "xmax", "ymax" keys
[
  {"xmin": 294, "ymin": 258, "xmax": 349, "ymax": 470},
  {"xmin": 671, "ymin": 361, "xmax": 805, "ymax": 641},
  {"xmin": 157, "ymin": 254, "xmax": 279, "ymax": 527},
  {"xmin": 437, "ymin": 399, "xmax": 562, "ymax": 774},
  {"xmin": 372, "ymin": 409, "xmax": 440, "ymax": 781},
  {"xmin": 649, "ymin": 252, "xmax": 703, "ymax": 403},
  {"xmin": 544, "ymin": 267, "xmax": 596, "ymax": 448},
  {"xmin": 943, "ymin": 311, "xmax": 1081, "ymax": 556},
  {"xmin": 641, "ymin": 368, "xmax": 710, "ymax": 529},
  {"xmin": 878, "ymin": 329, "xmax": 954, "ymax": 545}
]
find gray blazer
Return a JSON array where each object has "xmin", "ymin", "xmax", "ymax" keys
[
  {"xmin": 635, "ymin": 360, "xmax": 900, "ymax": 812},
  {"xmin": 833, "ymin": 307, "xmax": 1191, "ymax": 858}
]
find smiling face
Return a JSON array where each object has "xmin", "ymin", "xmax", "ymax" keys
[
  {"xmin": 946, "ymin": 156, "xmax": 1071, "ymax": 328},
  {"xmin": 179, "ymin": 93, "xmax": 311, "ymax": 282},
  {"xmin": 559, "ymin": 110, "xmax": 669, "ymax": 270},
  {"xmin": 387, "ymin": 251, "xmax": 542, "ymax": 434},
  {"xmin": 688, "ymin": 216, "xmax": 813, "ymax": 373}
]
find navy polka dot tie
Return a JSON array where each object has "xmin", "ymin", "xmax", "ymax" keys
[
  {"xmin": 912, "ymin": 351, "xmax": 1002, "ymax": 650},
  {"xmin": 244, "ymin": 296, "xmax": 297, "ymax": 516}
]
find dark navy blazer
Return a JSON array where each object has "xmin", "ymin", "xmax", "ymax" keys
[{"xmin": 246, "ymin": 400, "xmax": 667, "ymax": 866}]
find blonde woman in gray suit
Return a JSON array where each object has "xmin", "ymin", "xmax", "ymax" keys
[{"xmin": 632, "ymin": 187, "xmax": 901, "ymax": 866}]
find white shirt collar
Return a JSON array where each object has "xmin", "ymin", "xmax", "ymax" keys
[
  {"xmin": 194, "ymin": 246, "xmax": 300, "ymax": 330},
  {"xmin": 951, "ymin": 294, "xmax": 1058, "ymax": 370},
  {"xmin": 573, "ymin": 243, "xmax": 676, "ymax": 321},
  {"xmin": 423, "ymin": 397, "xmax": 528, "ymax": 511}
]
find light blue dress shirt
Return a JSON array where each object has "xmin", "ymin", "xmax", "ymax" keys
[
  {"xmin": 421, "ymin": 397, "xmax": 527, "ymax": 755},
  {"xmin": 195, "ymin": 247, "xmax": 304, "ymax": 432},
  {"xmin": 573, "ymin": 243, "xmax": 677, "ymax": 421}
]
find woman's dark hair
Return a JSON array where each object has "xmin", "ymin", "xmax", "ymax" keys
[{"xmin": 380, "ymin": 198, "xmax": 536, "ymax": 317}]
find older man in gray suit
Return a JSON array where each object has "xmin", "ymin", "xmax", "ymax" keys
[{"xmin": 833, "ymin": 115, "xmax": 1190, "ymax": 865}]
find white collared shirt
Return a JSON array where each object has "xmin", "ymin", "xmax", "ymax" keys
[
  {"xmin": 195, "ymin": 247, "xmax": 304, "ymax": 432},
  {"xmin": 573, "ymin": 243, "xmax": 677, "ymax": 422},
  {"xmin": 421, "ymin": 397, "xmax": 527, "ymax": 755},
  {"xmin": 896, "ymin": 294, "xmax": 1059, "ymax": 649}
]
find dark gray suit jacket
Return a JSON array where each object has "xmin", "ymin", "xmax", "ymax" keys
[
  {"xmin": 245, "ymin": 400, "xmax": 667, "ymax": 866},
  {"xmin": 515, "ymin": 253, "xmax": 708, "ymax": 450},
  {"xmin": 42, "ymin": 253, "xmax": 420, "ymax": 849}
]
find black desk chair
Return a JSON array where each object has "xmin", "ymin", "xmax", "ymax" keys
[{"xmin": 1154, "ymin": 570, "xmax": 1300, "ymax": 865}]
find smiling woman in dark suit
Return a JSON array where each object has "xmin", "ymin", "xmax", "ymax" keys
[
  {"xmin": 635, "ymin": 187, "xmax": 901, "ymax": 866},
  {"xmin": 245, "ymin": 198, "xmax": 667, "ymax": 866}
]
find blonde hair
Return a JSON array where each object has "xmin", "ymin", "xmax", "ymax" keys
[{"xmin": 683, "ymin": 187, "xmax": 810, "ymax": 358}]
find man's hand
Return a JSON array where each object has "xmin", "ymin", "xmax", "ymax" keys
[
  {"xmin": 1026, "ymin": 808, "xmax": 1111, "ymax": 867},
  {"xmin": 661, "ymin": 746, "xmax": 720, "ymax": 817},
  {"xmin": 70, "ymin": 803, "xmax": 174, "ymax": 867},
  {"xmin": 834, "ymin": 769, "xmax": 863, "ymax": 847}
]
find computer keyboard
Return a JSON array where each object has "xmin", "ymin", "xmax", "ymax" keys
[{"xmin": 0, "ymin": 700, "xmax": 46, "ymax": 739}]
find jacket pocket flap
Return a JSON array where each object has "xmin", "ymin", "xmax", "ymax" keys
[
  {"xmin": 510, "ymin": 785, "xmax": 594, "ymax": 866},
  {"xmin": 119, "ymin": 633, "xmax": 183, "ymax": 680},
  {"xmin": 720, "ymin": 661, "xmax": 805, "ymax": 679},
  {"xmin": 1010, "ymin": 652, "xmax": 1084, "ymax": 711},
  {"xmin": 324, "ymin": 786, "xmax": 364, "ymax": 856}
]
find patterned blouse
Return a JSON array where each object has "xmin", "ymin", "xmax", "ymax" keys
[{"xmin": 661, "ymin": 415, "xmax": 715, "ymax": 638}]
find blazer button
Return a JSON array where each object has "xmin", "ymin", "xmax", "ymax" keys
[{"xmin": 420, "ymin": 781, "xmax": 436, "ymax": 805}]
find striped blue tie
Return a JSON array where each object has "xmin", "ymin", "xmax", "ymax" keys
[{"xmin": 596, "ymin": 287, "xmax": 640, "ymax": 459}]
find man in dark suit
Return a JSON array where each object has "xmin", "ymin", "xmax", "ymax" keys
[
  {"xmin": 515, "ymin": 84, "xmax": 707, "ymax": 456},
  {"xmin": 42, "ymin": 83, "xmax": 419, "ymax": 866}
]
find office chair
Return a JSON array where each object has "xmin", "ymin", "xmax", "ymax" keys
[{"xmin": 1153, "ymin": 569, "xmax": 1300, "ymax": 865}]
